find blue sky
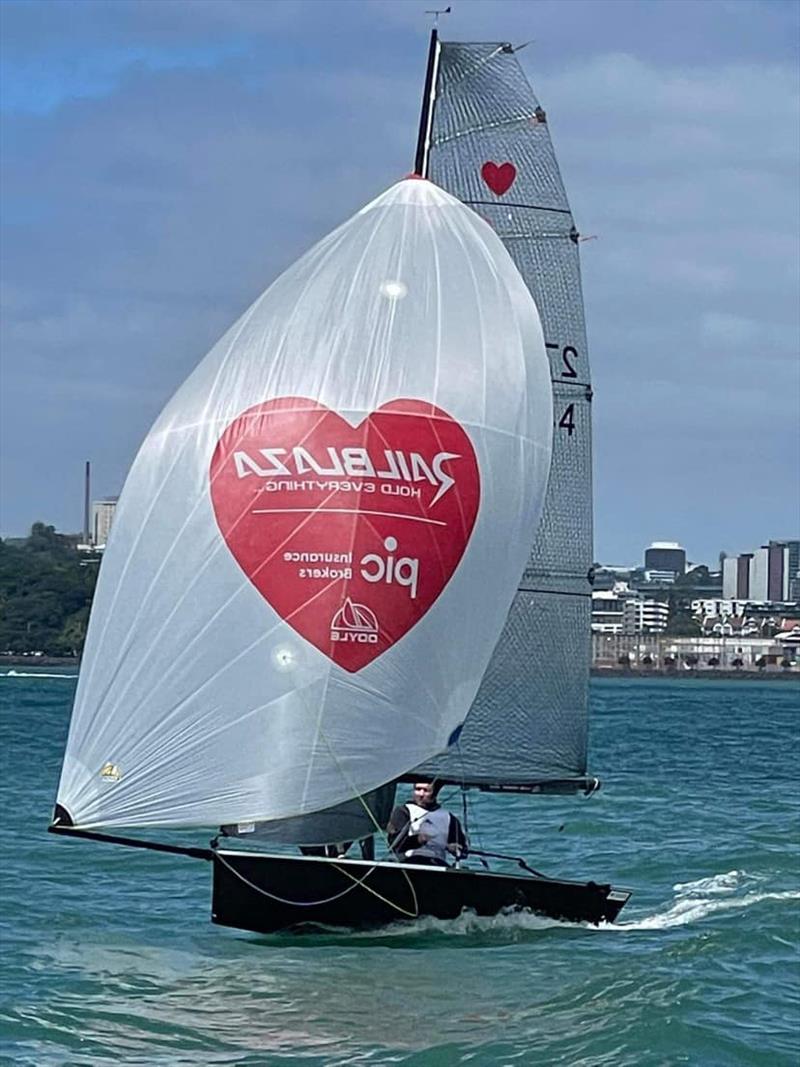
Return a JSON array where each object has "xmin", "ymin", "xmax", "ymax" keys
[{"xmin": 1, "ymin": 0, "xmax": 798, "ymax": 565}]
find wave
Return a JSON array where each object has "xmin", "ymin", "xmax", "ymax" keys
[
  {"xmin": 605, "ymin": 870, "xmax": 800, "ymax": 932},
  {"xmin": 0, "ymin": 669, "xmax": 77, "ymax": 679},
  {"xmin": 254, "ymin": 906, "xmax": 570, "ymax": 947}
]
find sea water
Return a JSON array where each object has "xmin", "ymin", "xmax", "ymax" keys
[{"xmin": 0, "ymin": 672, "xmax": 797, "ymax": 1066}]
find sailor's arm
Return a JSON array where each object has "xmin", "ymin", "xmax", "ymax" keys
[{"xmin": 386, "ymin": 805, "xmax": 424, "ymax": 852}]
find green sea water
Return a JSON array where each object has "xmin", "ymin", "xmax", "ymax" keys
[{"xmin": 1, "ymin": 672, "xmax": 798, "ymax": 1066}]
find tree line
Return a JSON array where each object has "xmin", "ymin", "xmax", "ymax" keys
[{"xmin": 0, "ymin": 524, "xmax": 99, "ymax": 657}]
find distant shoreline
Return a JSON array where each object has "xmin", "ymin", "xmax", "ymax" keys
[
  {"xmin": 2, "ymin": 655, "xmax": 797, "ymax": 683},
  {"xmin": 591, "ymin": 667, "xmax": 799, "ymax": 682}
]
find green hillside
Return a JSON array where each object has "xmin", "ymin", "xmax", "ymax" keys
[{"xmin": 0, "ymin": 524, "xmax": 99, "ymax": 657}]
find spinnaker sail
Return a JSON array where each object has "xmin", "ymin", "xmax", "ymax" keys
[
  {"xmin": 55, "ymin": 178, "xmax": 553, "ymax": 831},
  {"xmin": 414, "ymin": 38, "xmax": 595, "ymax": 791}
]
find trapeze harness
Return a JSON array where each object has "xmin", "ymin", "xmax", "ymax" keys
[{"xmin": 400, "ymin": 802, "xmax": 453, "ymax": 865}]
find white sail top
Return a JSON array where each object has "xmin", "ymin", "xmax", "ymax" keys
[{"xmin": 56, "ymin": 178, "xmax": 552, "ymax": 829}]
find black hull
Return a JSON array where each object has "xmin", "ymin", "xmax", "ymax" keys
[{"xmin": 211, "ymin": 850, "xmax": 631, "ymax": 933}]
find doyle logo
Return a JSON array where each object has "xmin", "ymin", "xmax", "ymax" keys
[
  {"xmin": 210, "ymin": 397, "xmax": 480, "ymax": 671},
  {"xmin": 331, "ymin": 598, "xmax": 379, "ymax": 645}
]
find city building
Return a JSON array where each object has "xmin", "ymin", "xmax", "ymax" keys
[
  {"xmin": 662, "ymin": 635, "xmax": 791, "ymax": 668},
  {"xmin": 782, "ymin": 540, "xmax": 800, "ymax": 601},
  {"xmin": 592, "ymin": 583, "xmax": 669, "ymax": 635},
  {"xmin": 644, "ymin": 541, "xmax": 686, "ymax": 577},
  {"xmin": 642, "ymin": 568, "xmax": 678, "ymax": 585},
  {"xmin": 722, "ymin": 541, "xmax": 796, "ymax": 603},
  {"xmin": 92, "ymin": 498, "xmax": 118, "ymax": 547},
  {"xmin": 690, "ymin": 598, "xmax": 749, "ymax": 619},
  {"xmin": 591, "ymin": 588, "xmax": 626, "ymax": 634},
  {"xmin": 591, "ymin": 633, "xmax": 797, "ymax": 670},
  {"xmin": 591, "ymin": 564, "xmax": 634, "ymax": 591},
  {"xmin": 623, "ymin": 597, "xmax": 669, "ymax": 635}
]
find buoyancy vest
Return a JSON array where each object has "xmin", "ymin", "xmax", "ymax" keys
[{"xmin": 403, "ymin": 802, "xmax": 452, "ymax": 863}]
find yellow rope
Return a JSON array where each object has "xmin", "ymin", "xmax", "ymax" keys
[{"xmin": 214, "ymin": 846, "xmax": 420, "ymax": 919}]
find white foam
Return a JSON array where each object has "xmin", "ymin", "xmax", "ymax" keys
[
  {"xmin": 601, "ymin": 870, "xmax": 799, "ymax": 932},
  {"xmin": 0, "ymin": 669, "xmax": 77, "ymax": 679},
  {"xmin": 340, "ymin": 908, "xmax": 567, "ymax": 940},
  {"xmin": 307, "ymin": 870, "xmax": 800, "ymax": 939},
  {"xmin": 673, "ymin": 870, "xmax": 748, "ymax": 895}
]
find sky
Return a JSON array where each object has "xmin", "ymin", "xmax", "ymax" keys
[{"xmin": 1, "ymin": 0, "xmax": 798, "ymax": 566}]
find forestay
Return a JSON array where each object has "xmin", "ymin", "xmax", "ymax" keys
[
  {"xmin": 56, "ymin": 178, "xmax": 553, "ymax": 830},
  {"xmin": 415, "ymin": 41, "xmax": 595, "ymax": 789}
]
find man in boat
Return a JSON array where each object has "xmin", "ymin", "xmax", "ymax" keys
[{"xmin": 387, "ymin": 779, "xmax": 467, "ymax": 866}]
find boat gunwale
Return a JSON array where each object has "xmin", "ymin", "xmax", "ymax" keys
[{"xmin": 214, "ymin": 847, "xmax": 632, "ymax": 899}]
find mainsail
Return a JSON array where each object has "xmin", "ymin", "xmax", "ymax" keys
[
  {"xmin": 55, "ymin": 178, "xmax": 553, "ymax": 831},
  {"xmin": 415, "ymin": 37, "xmax": 595, "ymax": 791}
]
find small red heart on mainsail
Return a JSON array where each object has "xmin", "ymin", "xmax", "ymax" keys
[
  {"xmin": 481, "ymin": 161, "xmax": 517, "ymax": 196},
  {"xmin": 210, "ymin": 397, "xmax": 481, "ymax": 673}
]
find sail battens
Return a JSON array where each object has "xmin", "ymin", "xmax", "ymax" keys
[
  {"xmin": 397, "ymin": 774, "xmax": 599, "ymax": 796},
  {"xmin": 518, "ymin": 588, "xmax": 591, "ymax": 599},
  {"xmin": 462, "ymin": 200, "xmax": 573, "ymax": 216},
  {"xmin": 434, "ymin": 112, "xmax": 550, "ymax": 146}
]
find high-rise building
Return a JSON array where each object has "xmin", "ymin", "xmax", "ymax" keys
[
  {"xmin": 92, "ymin": 498, "xmax": 118, "ymax": 547},
  {"xmin": 722, "ymin": 556, "xmax": 738, "ymax": 599},
  {"xmin": 722, "ymin": 542, "xmax": 794, "ymax": 603},
  {"xmin": 779, "ymin": 540, "xmax": 800, "ymax": 601},
  {"xmin": 644, "ymin": 542, "xmax": 686, "ymax": 576}
]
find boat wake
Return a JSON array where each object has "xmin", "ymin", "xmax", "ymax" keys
[
  {"xmin": 304, "ymin": 871, "xmax": 800, "ymax": 943},
  {"xmin": 605, "ymin": 870, "xmax": 800, "ymax": 932},
  {"xmin": 274, "ymin": 908, "xmax": 586, "ymax": 947},
  {"xmin": 373, "ymin": 908, "xmax": 566, "ymax": 937},
  {"xmin": 0, "ymin": 669, "xmax": 77, "ymax": 679}
]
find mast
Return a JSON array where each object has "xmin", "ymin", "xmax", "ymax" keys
[{"xmin": 413, "ymin": 29, "xmax": 440, "ymax": 178}]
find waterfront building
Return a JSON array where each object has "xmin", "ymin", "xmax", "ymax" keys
[
  {"xmin": 592, "ymin": 632, "xmax": 662, "ymax": 667},
  {"xmin": 591, "ymin": 633, "xmax": 796, "ymax": 669},
  {"xmin": 91, "ymin": 498, "xmax": 118, "ymax": 547}
]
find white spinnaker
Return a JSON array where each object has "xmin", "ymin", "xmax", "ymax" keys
[{"xmin": 56, "ymin": 178, "xmax": 553, "ymax": 829}]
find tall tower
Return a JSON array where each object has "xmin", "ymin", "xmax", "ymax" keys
[{"xmin": 83, "ymin": 461, "xmax": 91, "ymax": 544}]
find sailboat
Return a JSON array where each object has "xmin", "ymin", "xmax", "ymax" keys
[{"xmin": 49, "ymin": 31, "xmax": 631, "ymax": 932}]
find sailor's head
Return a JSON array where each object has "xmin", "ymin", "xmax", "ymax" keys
[{"xmin": 412, "ymin": 779, "xmax": 440, "ymax": 809}]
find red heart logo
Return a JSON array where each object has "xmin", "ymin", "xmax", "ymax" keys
[
  {"xmin": 481, "ymin": 161, "xmax": 517, "ymax": 196},
  {"xmin": 210, "ymin": 398, "xmax": 480, "ymax": 672}
]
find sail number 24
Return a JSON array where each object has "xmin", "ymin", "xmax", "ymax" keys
[{"xmin": 546, "ymin": 342, "xmax": 580, "ymax": 436}]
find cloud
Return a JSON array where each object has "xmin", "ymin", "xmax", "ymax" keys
[{"xmin": 1, "ymin": 0, "xmax": 798, "ymax": 565}]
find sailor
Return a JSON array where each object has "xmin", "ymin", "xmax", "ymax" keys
[{"xmin": 387, "ymin": 780, "xmax": 467, "ymax": 866}]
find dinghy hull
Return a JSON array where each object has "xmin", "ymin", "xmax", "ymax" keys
[{"xmin": 211, "ymin": 850, "xmax": 630, "ymax": 932}]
